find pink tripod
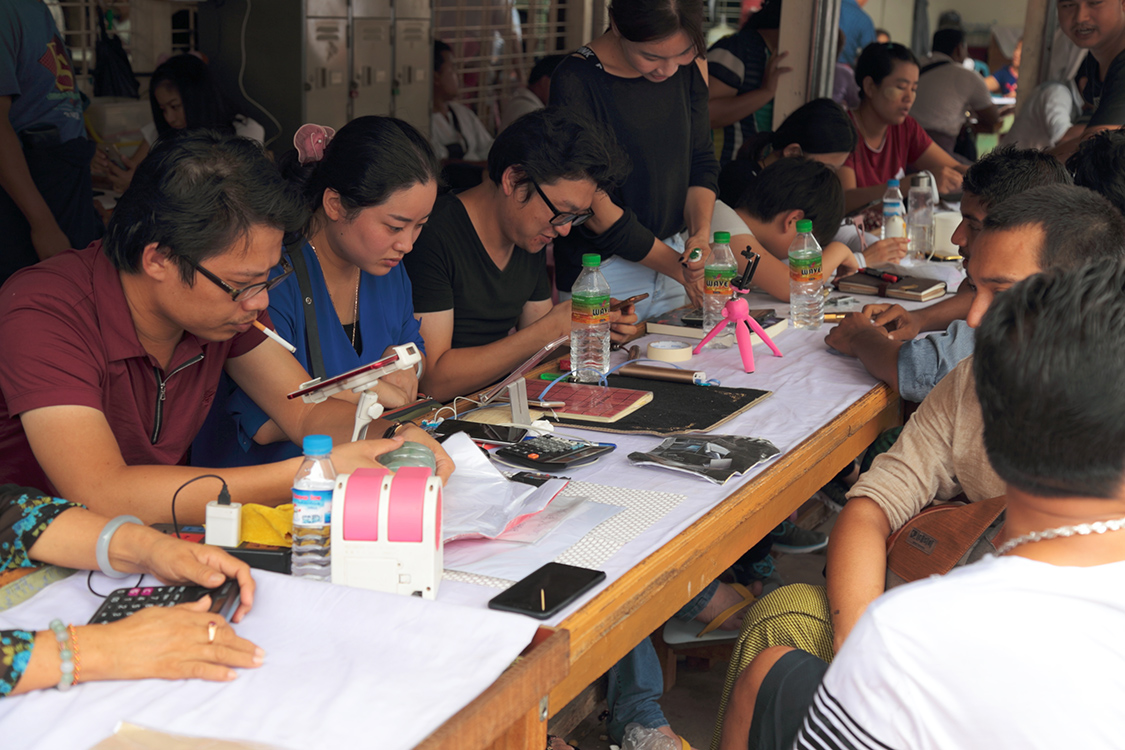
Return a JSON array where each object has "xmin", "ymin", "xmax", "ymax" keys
[{"xmin": 692, "ymin": 295, "xmax": 783, "ymax": 373}]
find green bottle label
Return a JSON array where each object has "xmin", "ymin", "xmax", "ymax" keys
[
  {"xmin": 704, "ymin": 268, "xmax": 736, "ymax": 296},
  {"xmin": 572, "ymin": 293, "xmax": 610, "ymax": 325},
  {"xmin": 789, "ymin": 256, "xmax": 822, "ymax": 283}
]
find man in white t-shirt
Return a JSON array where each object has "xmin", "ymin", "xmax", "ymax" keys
[
  {"xmin": 718, "ymin": 242, "xmax": 1125, "ymax": 750},
  {"xmin": 911, "ymin": 29, "xmax": 1001, "ymax": 157},
  {"xmin": 709, "ymin": 158, "xmax": 856, "ymax": 301}
]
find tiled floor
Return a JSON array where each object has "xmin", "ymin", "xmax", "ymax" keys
[{"xmin": 562, "ymin": 515, "xmax": 836, "ymax": 750}]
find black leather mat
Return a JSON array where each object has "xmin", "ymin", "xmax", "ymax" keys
[{"xmin": 545, "ymin": 375, "xmax": 771, "ymax": 435}]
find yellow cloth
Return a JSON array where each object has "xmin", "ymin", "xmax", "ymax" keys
[{"xmin": 240, "ymin": 503, "xmax": 293, "ymax": 547}]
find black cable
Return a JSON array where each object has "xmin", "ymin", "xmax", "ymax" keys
[
  {"xmin": 171, "ymin": 474, "xmax": 229, "ymax": 540},
  {"xmin": 86, "ymin": 570, "xmax": 144, "ymax": 598}
]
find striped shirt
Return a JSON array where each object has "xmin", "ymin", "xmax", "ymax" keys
[{"xmin": 708, "ymin": 27, "xmax": 769, "ymax": 166}]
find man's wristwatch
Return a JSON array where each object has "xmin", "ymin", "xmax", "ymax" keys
[{"xmin": 381, "ymin": 420, "xmax": 410, "ymax": 439}]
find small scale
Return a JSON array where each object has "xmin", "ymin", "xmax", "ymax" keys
[{"xmin": 494, "ymin": 435, "xmax": 615, "ymax": 472}]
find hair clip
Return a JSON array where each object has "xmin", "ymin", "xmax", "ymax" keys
[{"xmin": 294, "ymin": 123, "xmax": 337, "ymax": 164}]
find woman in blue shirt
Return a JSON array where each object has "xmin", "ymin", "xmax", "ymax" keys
[{"xmin": 193, "ymin": 117, "xmax": 439, "ymax": 467}]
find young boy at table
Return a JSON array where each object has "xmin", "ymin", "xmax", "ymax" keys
[
  {"xmin": 721, "ymin": 260, "xmax": 1125, "ymax": 750},
  {"xmin": 710, "ymin": 157, "xmax": 857, "ymax": 301},
  {"xmin": 825, "ymin": 146, "xmax": 1070, "ymax": 401},
  {"xmin": 0, "ymin": 131, "xmax": 453, "ymax": 525},
  {"xmin": 708, "ymin": 184, "xmax": 1125, "ymax": 744},
  {"xmin": 405, "ymin": 107, "xmax": 639, "ymax": 402}
]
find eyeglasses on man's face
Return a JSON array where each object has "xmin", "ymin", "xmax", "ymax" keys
[
  {"xmin": 531, "ymin": 180, "xmax": 595, "ymax": 227},
  {"xmin": 187, "ymin": 254, "xmax": 293, "ymax": 302}
]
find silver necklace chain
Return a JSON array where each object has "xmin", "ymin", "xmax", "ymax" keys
[{"xmin": 995, "ymin": 515, "xmax": 1125, "ymax": 556}]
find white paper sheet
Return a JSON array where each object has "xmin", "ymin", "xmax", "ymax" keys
[{"xmin": 0, "ymin": 572, "xmax": 538, "ymax": 750}]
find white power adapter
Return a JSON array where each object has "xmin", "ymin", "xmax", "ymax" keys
[{"xmin": 205, "ymin": 500, "xmax": 242, "ymax": 548}]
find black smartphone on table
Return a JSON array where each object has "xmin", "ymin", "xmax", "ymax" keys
[
  {"xmin": 488, "ymin": 562, "xmax": 606, "ymax": 619},
  {"xmin": 431, "ymin": 418, "xmax": 528, "ymax": 446}
]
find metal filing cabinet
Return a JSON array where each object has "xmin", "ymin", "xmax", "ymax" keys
[
  {"xmin": 352, "ymin": 0, "xmax": 394, "ymax": 118},
  {"xmin": 198, "ymin": 0, "xmax": 431, "ymax": 150},
  {"xmin": 306, "ymin": 13, "xmax": 350, "ymax": 130},
  {"xmin": 393, "ymin": 0, "xmax": 431, "ymax": 130}
]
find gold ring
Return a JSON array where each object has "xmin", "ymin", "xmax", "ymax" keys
[{"xmin": 207, "ymin": 621, "xmax": 218, "ymax": 644}]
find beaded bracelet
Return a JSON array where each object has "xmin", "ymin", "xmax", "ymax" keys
[
  {"xmin": 95, "ymin": 515, "xmax": 143, "ymax": 578},
  {"xmin": 49, "ymin": 619, "xmax": 76, "ymax": 691},
  {"xmin": 68, "ymin": 624, "xmax": 81, "ymax": 686}
]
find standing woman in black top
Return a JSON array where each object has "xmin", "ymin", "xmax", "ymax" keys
[{"xmin": 550, "ymin": 0, "xmax": 719, "ymax": 321}]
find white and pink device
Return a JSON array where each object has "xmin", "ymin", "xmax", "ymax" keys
[{"xmin": 330, "ymin": 466, "xmax": 443, "ymax": 599}]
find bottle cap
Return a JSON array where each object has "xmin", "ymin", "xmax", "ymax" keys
[
  {"xmin": 713, "ymin": 231, "xmax": 731, "ymax": 243},
  {"xmin": 581, "ymin": 253, "xmax": 601, "ymax": 268},
  {"xmin": 302, "ymin": 434, "xmax": 333, "ymax": 456},
  {"xmin": 796, "ymin": 219, "xmax": 813, "ymax": 234},
  {"xmin": 887, "ymin": 178, "xmax": 900, "ymax": 187}
]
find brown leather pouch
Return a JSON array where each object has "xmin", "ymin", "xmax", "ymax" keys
[{"xmin": 885, "ymin": 495, "xmax": 1006, "ymax": 589}]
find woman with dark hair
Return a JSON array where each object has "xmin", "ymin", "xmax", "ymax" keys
[
  {"xmin": 549, "ymin": 0, "xmax": 719, "ymax": 321},
  {"xmin": 192, "ymin": 116, "xmax": 438, "ymax": 468},
  {"xmin": 94, "ymin": 54, "xmax": 264, "ymax": 192},
  {"xmin": 717, "ymin": 98, "xmax": 907, "ymax": 266},
  {"xmin": 839, "ymin": 42, "xmax": 967, "ymax": 213}
]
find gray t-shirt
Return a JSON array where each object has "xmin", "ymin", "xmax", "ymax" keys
[{"xmin": 911, "ymin": 54, "xmax": 994, "ymax": 139}]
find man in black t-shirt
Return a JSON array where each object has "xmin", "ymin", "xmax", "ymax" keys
[
  {"xmin": 405, "ymin": 108, "xmax": 636, "ymax": 402},
  {"xmin": 1053, "ymin": 0, "xmax": 1125, "ymax": 159}
]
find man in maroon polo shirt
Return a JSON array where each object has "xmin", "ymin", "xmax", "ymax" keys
[{"xmin": 0, "ymin": 132, "xmax": 452, "ymax": 524}]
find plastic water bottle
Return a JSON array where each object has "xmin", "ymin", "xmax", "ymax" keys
[
  {"xmin": 882, "ymin": 179, "xmax": 906, "ymax": 240},
  {"xmin": 570, "ymin": 253, "xmax": 611, "ymax": 383},
  {"xmin": 907, "ymin": 182, "xmax": 934, "ymax": 263},
  {"xmin": 292, "ymin": 434, "xmax": 336, "ymax": 581},
  {"xmin": 788, "ymin": 219, "xmax": 824, "ymax": 330},
  {"xmin": 703, "ymin": 231, "xmax": 737, "ymax": 349}
]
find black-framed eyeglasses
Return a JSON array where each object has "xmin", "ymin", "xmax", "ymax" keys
[
  {"xmin": 187, "ymin": 255, "xmax": 294, "ymax": 302},
  {"xmin": 532, "ymin": 180, "xmax": 594, "ymax": 227}
]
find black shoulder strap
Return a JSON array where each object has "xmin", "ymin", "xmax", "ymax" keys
[
  {"xmin": 285, "ymin": 239, "xmax": 326, "ymax": 381},
  {"xmin": 920, "ymin": 60, "xmax": 951, "ymax": 76}
]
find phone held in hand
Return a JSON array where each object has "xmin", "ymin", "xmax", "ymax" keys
[{"xmin": 488, "ymin": 562, "xmax": 606, "ymax": 619}]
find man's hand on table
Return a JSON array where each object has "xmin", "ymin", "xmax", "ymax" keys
[
  {"xmin": 862, "ymin": 303, "xmax": 920, "ymax": 341},
  {"xmin": 824, "ymin": 311, "xmax": 894, "ymax": 357}
]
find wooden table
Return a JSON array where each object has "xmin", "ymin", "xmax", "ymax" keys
[
  {"xmin": 424, "ymin": 374, "xmax": 899, "ymax": 747},
  {"xmin": 548, "ymin": 383, "xmax": 899, "ymax": 711},
  {"xmin": 418, "ymin": 628, "xmax": 571, "ymax": 750}
]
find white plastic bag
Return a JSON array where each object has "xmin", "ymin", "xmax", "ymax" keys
[{"xmin": 439, "ymin": 432, "xmax": 566, "ymax": 541}]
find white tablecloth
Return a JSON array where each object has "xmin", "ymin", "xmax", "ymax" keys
[
  {"xmin": 0, "ymin": 572, "xmax": 538, "ymax": 749},
  {"xmin": 0, "ymin": 291, "xmax": 928, "ymax": 746},
  {"xmin": 438, "ymin": 293, "xmax": 929, "ymax": 622}
]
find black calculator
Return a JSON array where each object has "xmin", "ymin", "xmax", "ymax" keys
[
  {"xmin": 493, "ymin": 435, "xmax": 615, "ymax": 472},
  {"xmin": 88, "ymin": 578, "xmax": 241, "ymax": 625}
]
